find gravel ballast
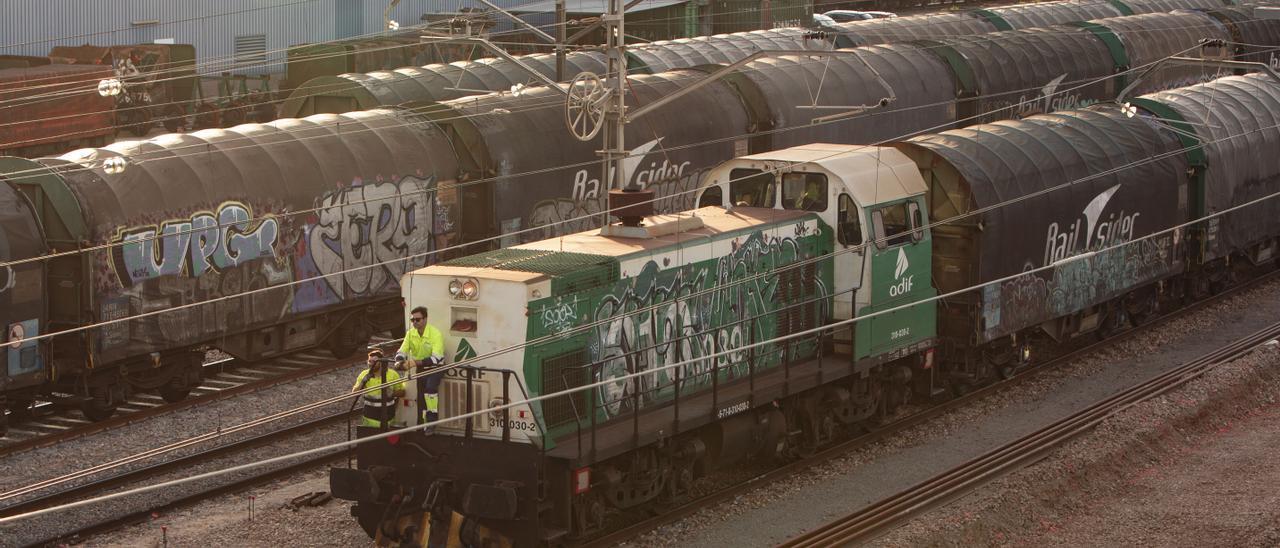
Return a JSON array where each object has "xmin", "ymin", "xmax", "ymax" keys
[
  {"xmin": 10, "ymin": 278, "xmax": 1280, "ymax": 546},
  {"xmin": 876, "ymin": 344, "xmax": 1280, "ymax": 546},
  {"xmin": 0, "ymin": 352, "xmax": 365, "ymax": 546},
  {"xmin": 632, "ymin": 277, "xmax": 1280, "ymax": 547}
]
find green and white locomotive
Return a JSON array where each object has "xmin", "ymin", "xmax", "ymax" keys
[{"xmin": 334, "ymin": 144, "xmax": 942, "ymax": 545}]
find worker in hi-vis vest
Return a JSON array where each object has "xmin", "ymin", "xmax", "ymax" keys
[
  {"xmin": 396, "ymin": 306, "xmax": 445, "ymax": 424},
  {"xmin": 352, "ymin": 349, "xmax": 404, "ymax": 430}
]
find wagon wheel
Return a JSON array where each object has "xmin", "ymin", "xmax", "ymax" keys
[
  {"xmin": 119, "ymin": 105, "xmax": 154, "ymax": 137},
  {"xmin": 162, "ymin": 104, "xmax": 188, "ymax": 133},
  {"xmin": 564, "ymin": 72, "xmax": 609, "ymax": 141},
  {"xmin": 194, "ymin": 102, "xmax": 221, "ymax": 130},
  {"xmin": 221, "ymin": 102, "xmax": 247, "ymax": 128},
  {"xmin": 80, "ymin": 383, "xmax": 121, "ymax": 422}
]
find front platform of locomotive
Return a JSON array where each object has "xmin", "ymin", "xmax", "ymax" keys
[{"xmin": 333, "ymin": 262, "xmax": 564, "ymax": 546}]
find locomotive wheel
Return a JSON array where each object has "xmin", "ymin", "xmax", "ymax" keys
[
  {"xmin": 80, "ymin": 384, "xmax": 121, "ymax": 422},
  {"xmin": 194, "ymin": 103, "xmax": 221, "ymax": 130},
  {"xmin": 998, "ymin": 363, "xmax": 1017, "ymax": 380}
]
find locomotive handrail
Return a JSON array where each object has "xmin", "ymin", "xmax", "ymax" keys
[
  {"xmin": 564, "ymin": 324, "xmax": 817, "ymax": 462},
  {"xmin": 553, "ymin": 284, "xmax": 845, "ymax": 454}
]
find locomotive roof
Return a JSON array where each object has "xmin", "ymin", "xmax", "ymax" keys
[
  {"xmin": 516, "ymin": 206, "xmax": 811, "ymax": 258},
  {"xmin": 426, "ymin": 206, "xmax": 811, "ymax": 280},
  {"xmin": 733, "ymin": 143, "xmax": 926, "ymax": 206}
]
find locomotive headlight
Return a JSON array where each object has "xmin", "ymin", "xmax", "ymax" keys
[
  {"xmin": 448, "ymin": 280, "xmax": 462, "ymax": 297},
  {"xmin": 461, "ymin": 280, "xmax": 479, "ymax": 300}
]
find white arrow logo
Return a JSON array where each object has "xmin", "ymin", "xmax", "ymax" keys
[{"xmin": 894, "ymin": 247, "xmax": 909, "ymax": 280}]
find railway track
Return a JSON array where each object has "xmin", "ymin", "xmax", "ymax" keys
[
  {"xmin": 778, "ymin": 320, "xmax": 1280, "ymax": 547},
  {"xmin": 583, "ymin": 271, "xmax": 1280, "ymax": 547},
  {"xmin": 4, "ymin": 409, "xmax": 357, "ymax": 546},
  {"xmin": 0, "ymin": 338, "xmax": 390, "ymax": 458},
  {"xmin": 8, "ymin": 274, "xmax": 1275, "ymax": 546}
]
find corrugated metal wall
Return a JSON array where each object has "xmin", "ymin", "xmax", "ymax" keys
[
  {"xmin": 0, "ymin": 0, "xmax": 751, "ymax": 77},
  {"xmin": 0, "ymin": 0, "xmax": 355, "ymax": 76}
]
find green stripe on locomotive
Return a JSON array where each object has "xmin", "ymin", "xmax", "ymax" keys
[{"xmin": 522, "ymin": 217, "xmax": 834, "ymax": 444}]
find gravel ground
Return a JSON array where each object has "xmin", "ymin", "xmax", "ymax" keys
[
  {"xmin": 626, "ymin": 276, "xmax": 1280, "ymax": 547},
  {"xmin": 0, "ymin": 352, "xmax": 365, "ymax": 547},
  {"xmin": 85, "ymin": 469, "xmax": 368, "ymax": 548},
  {"xmin": 12, "ymin": 277, "xmax": 1280, "ymax": 547},
  {"xmin": 875, "ymin": 344, "xmax": 1280, "ymax": 547}
]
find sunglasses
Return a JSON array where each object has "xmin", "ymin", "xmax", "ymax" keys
[{"xmin": 411, "ymin": 317, "xmax": 425, "ymax": 323}]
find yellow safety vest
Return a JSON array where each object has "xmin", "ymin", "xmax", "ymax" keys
[{"xmin": 354, "ymin": 367, "xmax": 402, "ymax": 427}]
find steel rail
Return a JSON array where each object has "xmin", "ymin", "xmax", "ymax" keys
[
  {"xmin": 27, "ymin": 450, "xmax": 352, "ymax": 547},
  {"xmin": 779, "ymin": 322, "xmax": 1280, "ymax": 547},
  {"xmin": 0, "ymin": 352, "xmax": 363, "ymax": 459},
  {"xmin": 9, "ymin": 410, "xmax": 360, "ymax": 546},
  {"xmin": 0, "ymin": 409, "xmax": 356, "ymax": 519}
]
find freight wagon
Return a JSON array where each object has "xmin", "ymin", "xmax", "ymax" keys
[
  {"xmin": 0, "ymin": 5, "xmax": 1271, "ymax": 432},
  {"xmin": 334, "ymin": 72, "xmax": 1280, "ymax": 545}
]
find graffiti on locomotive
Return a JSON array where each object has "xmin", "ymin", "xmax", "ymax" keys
[{"xmin": 533, "ymin": 229, "xmax": 824, "ymax": 417}]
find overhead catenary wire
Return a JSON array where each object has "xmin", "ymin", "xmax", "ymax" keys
[
  {"xmin": 0, "ymin": 69, "xmax": 1272, "ymax": 506},
  {"xmin": 0, "ymin": 48, "xmax": 1210, "ymax": 353},
  {"xmin": 4, "ymin": 172, "xmax": 1280, "ymax": 524},
  {"xmin": 0, "ymin": 6, "xmax": 1249, "ymax": 159},
  {"xmin": 0, "ymin": 7, "xmax": 1228, "ymax": 121},
  {"xmin": 0, "ymin": 0, "xmax": 1259, "ymax": 514},
  {"xmin": 0, "ymin": 2, "xmax": 1245, "ymax": 121},
  {"xmin": 0, "ymin": 37, "xmax": 1230, "ymax": 272},
  {"xmin": 0, "ymin": 0, "xmax": 827, "ymax": 104},
  {"xmin": 0, "ymin": 5, "xmax": 1248, "ymax": 168}
]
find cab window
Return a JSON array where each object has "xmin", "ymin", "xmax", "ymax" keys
[
  {"xmin": 837, "ymin": 194, "xmax": 862, "ymax": 246},
  {"xmin": 729, "ymin": 168, "xmax": 775, "ymax": 208},
  {"xmin": 872, "ymin": 202, "xmax": 912, "ymax": 249},
  {"xmin": 908, "ymin": 201, "xmax": 924, "ymax": 241},
  {"xmin": 782, "ymin": 172, "xmax": 828, "ymax": 211},
  {"xmin": 698, "ymin": 185, "xmax": 722, "ymax": 208}
]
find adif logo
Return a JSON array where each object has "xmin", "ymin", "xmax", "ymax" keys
[
  {"xmin": 889, "ymin": 247, "xmax": 914, "ymax": 297},
  {"xmin": 1015, "ymin": 74, "xmax": 1082, "ymax": 117},
  {"xmin": 571, "ymin": 138, "xmax": 692, "ymax": 201},
  {"xmin": 894, "ymin": 246, "xmax": 909, "ymax": 279},
  {"xmin": 1043, "ymin": 184, "xmax": 1141, "ymax": 266}
]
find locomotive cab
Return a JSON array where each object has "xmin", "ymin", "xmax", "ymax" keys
[{"xmin": 697, "ymin": 143, "xmax": 938, "ymax": 371}]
